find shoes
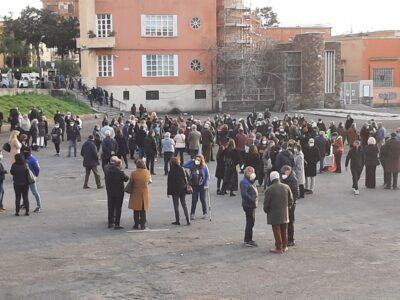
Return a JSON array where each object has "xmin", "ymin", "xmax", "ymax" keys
[
  {"xmin": 140, "ymin": 225, "xmax": 147, "ymax": 230},
  {"xmin": 172, "ymin": 221, "xmax": 180, "ymax": 226},
  {"xmin": 282, "ymin": 247, "xmax": 289, "ymax": 252},
  {"xmin": 132, "ymin": 225, "xmax": 139, "ymax": 230},
  {"xmin": 190, "ymin": 214, "xmax": 195, "ymax": 220},
  {"xmin": 244, "ymin": 241, "xmax": 258, "ymax": 247},
  {"xmin": 220, "ymin": 191, "xmax": 227, "ymax": 195},
  {"xmin": 33, "ymin": 207, "xmax": 41, "ymax": 213},
  {"xmin": 393, "ymin": 187, "xmax": 399, "ymax": 190},
  {"xmin": 202, "ymin": 214, "xmax": 207, "ymax": 220},
  {"xmin": 230, "ymin": 192, "xmax": 236, "ymax": 197},
  {"xmin": 0, "ymin": 208, "xmax": 6, "ymax": 213},
  {"xmin": 287, "ymin": 240, "xmax": 296, "ymax": 247},
  {"xmin": 354, "ymin": 190, "xmax": 360, "ymax": 195},
  {"xmin": 217, "ymin": 190, "xmax": 222, "ymax": 195},
  {"xmin": 186, "ymin": 221, "xmax": 191, "ymax": 226},
  {"xmin": 83, "ymin": 186, "xmax": 90, "ymax": 189},
  {"xmin": 97, "ymin": 186, "xmax": 104, "ymax": 189},
  {"xmin": 25, "ymin": 212, "xmax": 29, "ymax": 216},
  {"xmin": 114, "ymin": 225, "xmax": 124, "ymax": 230},
  {"xmin": 151, "ymin": 173, "xmax": 156, "ymax": 176},
  {"xmin": 108, "ymin": 224, "xmax": 114, "ymax": 228},
  {"xmin": 305, "ymin": 190, "xmax": 313, "ymax": 195},
  {"xmin": 15, "ymin": 212, "xmax": 19, "ymax": 216},
  {"xmin": 269, "ymin": 248, "xmax": 283, "ymax": 254}
]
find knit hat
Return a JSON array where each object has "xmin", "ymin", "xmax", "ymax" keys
[{"xmin": 270, "ymin": 171, "xmax": 280, "ymax": 182}]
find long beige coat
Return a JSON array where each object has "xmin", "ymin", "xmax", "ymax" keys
[
  {"xmin": 10, "ymin": 138, "xmax": 21, "ymax": 165},
  {"xmin": 128, "ymin": 169, "xmax": 151, "ymax": 212}
]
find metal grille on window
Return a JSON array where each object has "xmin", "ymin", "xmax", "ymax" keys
[
  {"xmin": 190, "ymin": 59, "xmax": 202, "ymax": 71},
  {"xmin": 97, "ymin": 14, "xmax": 112, "ymax": 37},
  {"xmin": 190, "ymin": 17, "xmax": 201, "ymax": 30},
  {"xmin": 373, "ymin": 68, "xmax": 393, "ymax": 87},
  {"xmin": 286, "ymin": 52, "xmax": 302, "ymax": 94},
  {"xmin": 325, "ymin": 51, "xmax": 335, "ymax": 94}
]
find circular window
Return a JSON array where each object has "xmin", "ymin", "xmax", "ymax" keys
[
  {"xmin": 190, "ymin": 59, "xmax": 202, "ymax": 71},
  {"xmin": 190, "ymin": 17, "xmax": 201, "ymax": 30}
]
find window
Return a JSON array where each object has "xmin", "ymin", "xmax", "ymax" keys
[
  {"xmin": 325, "ymin": 50, "xmax": 335, "ymax": 94},
  {"xmin": 286, "ymin": 52, "xmax": 301, "ymax": 94},
  {"xmin": 141, "ymin": 15, "xmax": 178, "ymax": 37},
  {"xmin": 146, "ymin": 91, "xmax": 159, "ymax": 101},
  {"xmin": 97, "ymin": 14, "xmax": 113, "ymax": 37},
  {"xmin": 97, "ymin": 55, "xmax": 113, "ymax": 77},
  {"xmin": 123, "ymin": 91, "xmax": 130, "ymax": 100},
  {"xmin": 190, "ymin": 59, "xmax": 202, "ymax": 71},
  {"xmin": 373, "ymin": 68, "xmax": 393, "ymax": 87},
  {"xmin": 141, "ymin": 55, "xmax": 179, "ymax": 77},
  {"xmin": 195, "ymin": 90, "xmax": 206, "ymax": 100},
  {"xmin": 190, "ymin": 17, "xmax": 201, "ymax": 30}
]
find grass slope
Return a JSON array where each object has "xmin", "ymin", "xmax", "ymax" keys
[{"xmin": 0, "ymin": 93, "xmax": 94, "ymax": 119}]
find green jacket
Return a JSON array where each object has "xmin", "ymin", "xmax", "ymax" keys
[{"xmin": 263, "ymin": 181, "xmax": 294, "ymax": 225}]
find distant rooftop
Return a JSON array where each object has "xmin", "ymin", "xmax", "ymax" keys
[{"xmin": 333, "ymin": 30, "xmax": 400, "ymax": 39}]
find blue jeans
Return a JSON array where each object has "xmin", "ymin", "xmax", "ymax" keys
[
  {"xmin": 191, "ymin": 187, "xmax": 207, "ymax": 215},
  {"xmin": 68, "ymin": 140, "xmax": 77, "ymax": 157},
  {"xmin": 0, "ymin": 180, "xmax": 4, "ymax": 209},
  {"xmin": 163, "ymin": 151, "xmax": 173, "ymax": 174},
  {"xmin": 319, "ymin": 157, "xmax": 324, "ymax": 172},
  {"xmin": 29, "ymin": 182, "xmax": 41, "ymax": 209}
]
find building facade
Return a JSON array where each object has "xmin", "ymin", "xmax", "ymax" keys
[
  {"xmin": 42, "ymin": 0, "xmax": 79, "ymax": 18},
  {"xmin": 77, "ymin": 0, "xmax": 217, "ymax": 112},
  {"xmin": 333, "ymin": 31, "xmax": 400, "ymax": 106},
  {"xmin": 263, "ymin": 26, "xmax": 332, "ymax": 43}
]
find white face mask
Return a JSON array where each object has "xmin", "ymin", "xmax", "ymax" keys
[
  {"xmin": 282, "ymin": 174, "xmax": 288, "ymax": 180},
  {"xmin": 0, "ymin": 154, "xmax": 3, "ymax": 160},
  {"xmin": 309, "ymin": 143, "xmax": 314, "ymax": 147},
  {"xmin": 194, "ymin": 160, "xmax": 200, "ymax": 166},
  {"xmin": 249, "ymin": 173, "xmax": 256, "ymax": 181},
  {"xmin": 262, "ymin": 140, "xmax": 267, "ymax": 145}
]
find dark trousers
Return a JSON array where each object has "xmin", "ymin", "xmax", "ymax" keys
[
  {"xmin": 387, "ymin": 172, "xmax": 399, "ymax": 189},
  {"xmin": 288, "ymin": 204, "xmax": 296, "ymax": 242},
  {"xmin": 133, "ymin": 210, "xmax": 146, "ymax": 228},
  {"xmin": 117, "ymin": 154, "xmax": 128, "ymax": 168},
  {"xmin": 14, "ymin": 184, "xmax": 29, "ymax": 214},
  {"xmin": 84, "ymin": 166, "xmax": 101, "ymax": 188},
  {"xmin": 299, "ymin": 184, "xmax": 305, "ymax": 198},
  {"xmin": 146, "ymin": 155, "xmax": 155, "ymax": 174},
  {"xmin": 365, "ymin": 165, "xmax": 377, "ymax": 188},
  {"xmin": 172, "ymin": 193, "xmax": 189, "ymax": 223},
  {"xmin": 217, "ymin": 178, "xmax": 222, "ymax": 191},
  {"xmin": 54, "ymin": 142, "xmax": 60, "ymax": 154},
  {"xmin": 164, "ymin": 152, "xmax": 173, "ymax": 174},
  {"xmin": 272, "ymin": 223, "xmax": 288, "ymax": 251},
  {"xmin": 191, "ymin": 187, "xmax": 207, "ymax": 215},
  {"xmin": 175, "ymin": 148, "xmax": 185, "ymax": 165},
  {"xmin": 351, "ymin": 168, "xmax": 362, "ymax": 190},
  {"xmin": 243, "ymin": 207, "xmax": 255, "ymax": 243},
  {"xmin": 189, "ymin": 149, "xmax": 198, "ymax": 160},
  {"xmin": 202, "ymin": 144, "xmax": 212, "ymax": 162},
  {"xmin": 108, "ymin": 196, "xmax": 123, "ymax": 226},
  {"xmin": 335, "ymin": 152, "xmax": 342, "ymax": 173}
]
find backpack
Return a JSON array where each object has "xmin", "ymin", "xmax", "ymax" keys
[{"xmin": 190, "ymin": 168, "xmax": 204, "ymax": 188}]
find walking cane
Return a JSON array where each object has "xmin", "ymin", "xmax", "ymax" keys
[{"xmin": 207, "ymin": 188, "xmax": 212, "ymax": 222}]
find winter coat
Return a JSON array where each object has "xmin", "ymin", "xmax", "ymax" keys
[
  {"xmin": 281, "ymin": 173, "xmax": 299, "ymax": 202},
  {"xmin": 182, "ymin": 160, "xmax": 210, "ymax": 188},
  {"xmin": 345, "ymin": 147, "xmax": 364, "ymax": 171},
  {"xmin": 201, "ymin": 129, "xmax": 214, "ymax": 146},
  {"xmin": 188, "ymin": 130, "xmax": 201, "ymax": 151},
  {"xmin": 81, "ymin": 139, "xmax": 99, "ymax": 168},
  {"xmin": 10, "ymin": 138, "xmax": 22, "ymax": 165},
  {"xmin": 222, "ymin": 148, "xmax": 239, "ymax": 191},
  {"xmin": 115, "ymin": 135, "xmax": 128, "ymax": 156},
  {"xmin": 263, "ymin": 181, "xmax": 294, "ymax": 225},
  {"xmin": 315, "ymin": 135, "xmax": 328, "ymax": 157},
  {"xmin": 10, "ymin": 163, "xmax": 30, "ymax": 187},
  {"xmin": 215, "ymin": 146, "xmax": 225, "ymax": 179},
  {"xmin": 101, "ymin": 137, "xmax": 118, "ymax": 160},
  {"xmin": 0, "ymin": 162, "xmax": 6, "ymax": 182},
  {"xmin": 26, "ymin": 155, "xmax": 40, "ymax": 177},
  {"xmin": 347, "ymin": 128, "xmax": 358, "ymax": 146},
  {"xmin": 104, "ymin": 164, "xmax": 129, "ymax": 199},
  {"xmin": 245, "ymin": 152, "xmax": 262, "ymax": 180},
  {"xmin": 38, "ymin": 121, "xmax": 46, "ymax": 137},
  {"xmin": 128, "ymin": 169, "xmax": 151, "ymax": 212},
  {"xmin": 143, "ymin": 135, "xmax": 157, "ymax": 157},
  {"xmin": 293, "ymin": 152, "xmax": 305, "ymax": 185},
  {"xmin": 303, "ymin": 146, "xmax": 320, "ymax": 177},
  {"xmin": 333, "ymin": 136, "xmax": 344, "ymax": 155},
  {"xmin": 240, "ymin": 177, "xmax": 259, "ymax": 209},
  {"xmin": 364, "ymin": 145, "xmax": 380, "ymax": 167},
  {"xmin": 381, "ymin": 138, "xmax": 400, "ymax": 173},
  {"xmin": 167, "ymin": 164, "xmax": 187, "ymax": 196},
  {"xmin": 275, "ymin": 150, "xmax": 295, "ymax": 172},
  {"xmin": 51, "ymin": 127, "xmax": 62, "ymax": 144}
]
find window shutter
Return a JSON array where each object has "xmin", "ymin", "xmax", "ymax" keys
[
  {"xmin": 141, "ymin": 15, "xmax": 146, "ymax": 37},
  {"xmin": 141, "ymin": 55, "xmax": 147, "ymax": 77},
  {"xmin": 173, "ymin": 15, "xmax": 178, "ymax": 37},
  {"xmin": 173, "ymin": 55, "xmax": 179, "ymax": 77}
]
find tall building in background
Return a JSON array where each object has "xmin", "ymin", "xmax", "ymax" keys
[
  {"xmin": 42, "ymin": 0, "xmax": 79, "ymax": 18},
  {"xmin": 77, "ymin": 0, "xmax": 217, "ymax": 112}
]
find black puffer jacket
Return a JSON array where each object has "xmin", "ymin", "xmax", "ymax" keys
[{"xmin": 167, "ymin": 164, "xmax": 187, "ymax": 196}]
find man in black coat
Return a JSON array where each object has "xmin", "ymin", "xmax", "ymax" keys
[
  {"xmin": 144, "ymin": 130, "xmax": 157, "ymax": 175},
  {"xmin": 314, "ymin": 131, "xmax": 328, "ymax": 173},
  {"xmin": 81, "ymin": 135, "xmax": 103, "ymax": 189},
  {"xmin": 281, "ymin": 165, "xmax": 299, "ymax": 247},
  {"xmin": 345, "ymin": 140, "xmax": 364, "ymax": 195},
  {"xmin": 101, "ymin": 131, "xmax": 118, "ymax": 169},
  {"xmin": 104, "ymin": 156, "xmax": 129, "ymax": 229},
  {"xmin": 381, "ymin": 133, "xmax": 400, "ymax": 189}
]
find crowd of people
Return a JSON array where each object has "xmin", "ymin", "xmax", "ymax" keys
[{"xmin": 1, "ymin": 105, "xmax": 400, "ymax": 254}]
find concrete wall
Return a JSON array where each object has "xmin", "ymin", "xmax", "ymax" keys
[
  {"xmin": 325, "ymin": 41, "xmax": 342, "ymax": 108},
  {"xmin": 264, "ymin": 27, "xmax": 332, "ymax": 43},
  {"xmin": 0, "ymin": 89, "xmax": 50, "ymax": 97}
]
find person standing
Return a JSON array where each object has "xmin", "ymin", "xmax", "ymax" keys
[
  {"xmin": 10, "ymin": 153, "xmax": 30, "ymax": 216},
  {"xmin": 67, "ymin": 122, "xmax": 80, "ymax": 157},
  {"xmin": 128, "ymin": 159, "xmax": 151, "ymax": 230},
  {"xmin": 303, "ymin": 138, "xmax": 320, "ymax": 194},
  {"xmin": 101, "ymin": 131, "xmax": 118, "ymax": 169},
  {"xmin": 167, "ymin": 157, "xmax": 190, "ymax": 226},
  {"xmin": 345, "ymin": 140, "xmax": 364, "ymax": 195},
  {"xmin": 280, "ymin": 165, "xmax": 299, "ymax": 247},
  {"xmin": 115, "ymin": 129, "xmax": 129, "ymax": 169},
  {"xmin": 9, "ymin": 130, "xmax": 22, "ymax": 165},
  {"xmin": 183, "ymin": 154, "xmax": 209, "ymax": 221},
  {"xmin": 220, "ymin": 139, "xmax": 240, "ymax": 196},
  {"xmin": 263, "ymin": 171, "xmax": 293, "ymax": 254},
  {"xmin": 0, "ymin": 152, "xmax": 7, "ymax": 212},
  {"xmin": 240, "ymin": 166, "xmax": 259, "ymax": 247},
  {"xmin": 24, "ymin": 150, "xmax": 42, "ymax": 213},
  {"xmin": 144, "ymin": 130, "xmax": 157, "ymax": 175},
  {"xmin": 332, "ymin": 133, "xmax": 344, "ymax": 173},
  {"xmin": 382, "ymin": 133, "xmax": 400, "ymax": 190},
  {"xmin": 51, "ymin": 123, "xmax": 62, "ymax": 156},
  {"xmin": 81, "ymin": 135, "xmax": 103, "ymax": 189},
  {"xmin": 104, "ymin": 156, "xmax": 129, "ymax": 229},
  {"xmin": 293, "ymin": 144, "xmax": 305, "ymax": 198},
  {"xmin": 215, "ymin": 145, "xmax": 226, "ymax": 195},
  {"xmin": 315, "ymin": 131, "xmax": 328, "ymax": 173},
  {"xmin": 364, "ymin": 137, "xmax": 380, "ymax": 189},
  {"xmin": 162, "ymin": 132, "xmax": 175, "ymax": 175},
  {"xmin": 187, "ymin": 125, "xmax": 201, "ymax": 159},
  {"xmin": 376, "ymin": 123, "xmax": 386, "ymax": 151},
  {"xmin": 201, "ymin": 123, "xmax": 214, "ymax": 163}
]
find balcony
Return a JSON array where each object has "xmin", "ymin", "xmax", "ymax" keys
[{"xmin": 77, "ymin": 36, "xmax": 116, "ymax": 50}]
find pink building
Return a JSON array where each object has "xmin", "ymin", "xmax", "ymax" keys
[{"xmin": 77, "ymin": 0, "xmax": 217, "ymax": 112}]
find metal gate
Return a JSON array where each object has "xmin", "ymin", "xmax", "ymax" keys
[{"xmin": 341, "ymin": 82, "xmax": 360, "ymax": 105}]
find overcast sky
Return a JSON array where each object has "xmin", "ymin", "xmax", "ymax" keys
[{"xmin": 1, "ymin": 0, "xmax": 399, "ymax": 35}]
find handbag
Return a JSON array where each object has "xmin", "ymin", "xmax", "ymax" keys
[
  {"xmin": 2, "ymin": 142, "xmax": 11, "ymax": 153},
  {"xmin": 26, "ymin": 168, "xmax": 36, "ymax": 184},
  {"xmin": 184, "ymin": 170, "xmax": 193, "ymax": 195},
  {"xmin": 124, "ymin": 179, "xmax": 134, "ymax": 194},
  {"xmin": 323, "ymin": 145, "xmax": 335, "ymax": 168}
]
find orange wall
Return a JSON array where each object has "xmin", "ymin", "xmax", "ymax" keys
[
  {"xmin": 264, "ymin": 27, "xmax": 332, "ymax": 43},
  {"xmin": 95, "ymin": 0, "xmax": 217, "ymax": 86}
]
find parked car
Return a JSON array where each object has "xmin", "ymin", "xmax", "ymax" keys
[
  {"xmin": 18, "ymin": 76, "xmax": 30, "ymax": 88},
  {"xmin": 0, "ymin": 77, "xmax": 11, "ymax": 88}
]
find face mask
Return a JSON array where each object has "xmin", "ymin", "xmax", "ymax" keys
[
  {"xmin": 309, "ymin": 143, "xmax": 314, "ymax": 147},
  {"xmin": 282, "ymin": 174, "xmax": 288, "ymax": 180},
  {"xmin": 249, "ymin": 173, "xmax": 256, "ymax": 181},
  {"xmin": 0, "ymin": 154, "xmax": 3, "ymax": 160},
  {"xmin": 262, "ymin": 140, "xmax": 267, "ymax": 145},
  {"xmin": 194, "ymin": 160, "xmax": 200, "ymax": 166}
]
